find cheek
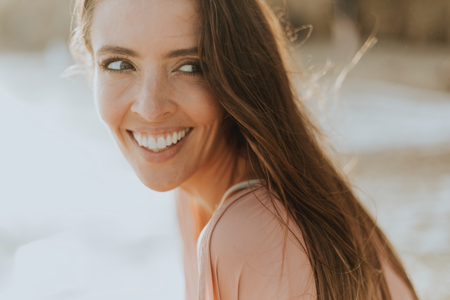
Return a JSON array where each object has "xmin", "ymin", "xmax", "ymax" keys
[
  {"xmin": 94, "ymin": 72, "xmax": 134, "ymax": 131},
  {"xmin": 181, "ymin": 85, "xmax": 223, "ymax": 126},
  {"xmin": 183, "ymin": 86, "xmax": 225, "ymax": 165}
]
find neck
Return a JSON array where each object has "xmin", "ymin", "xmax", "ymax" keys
[{"xmin": 179, "ymin": 140, "xmax": 252, "ymax": 214}]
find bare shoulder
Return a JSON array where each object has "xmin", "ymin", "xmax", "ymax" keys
[
  {"xmin": 211, "ymin": 186, "xmax": 307, "ymax": 260},
  {"xmin": 209, "ymin": 186, "xmax": 315, "ymax": 299},
  {"xmin": 211, "ymin": 186, "xmax": 293, "ymax": 257}
]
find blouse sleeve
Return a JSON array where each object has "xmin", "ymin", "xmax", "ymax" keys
[{"xmin": 209, "ymin": 194, "xmax": 316, "ymax": 300}]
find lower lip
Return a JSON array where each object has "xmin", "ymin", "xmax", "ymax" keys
[{"xmin": 128, "ymin": 129, "xmax": 192, "ymax": 164}]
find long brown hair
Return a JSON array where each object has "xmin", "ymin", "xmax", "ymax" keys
[{"xmin": 70, "ymin": 0, "xmax": 418, "ymax": 299}]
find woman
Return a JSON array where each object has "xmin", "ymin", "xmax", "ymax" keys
[{"xmin": 69, "ymin": 0, "xmax": 418, "ymax": 299}]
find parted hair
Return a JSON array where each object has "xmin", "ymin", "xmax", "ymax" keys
[{"xmin": 70, "ymin": 0, "xmax": 418, "ymax": 299}]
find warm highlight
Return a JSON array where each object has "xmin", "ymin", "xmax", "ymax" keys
[{"xmin": 70, "ymin": 0, "xmax": 418, "ymax": 299}]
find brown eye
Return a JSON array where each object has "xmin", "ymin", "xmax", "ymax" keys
[
  {"xmin": 178, "ymin": 62, "xmax": 203, "ymax": 76},
  {"xmin": 107, "ymin": 60, "xmax": 134, "ymax": 70},
  {"xmin": 180, "ymin": 64, "xmax": 197, "ymax": 72}
]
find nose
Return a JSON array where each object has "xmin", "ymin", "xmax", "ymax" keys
[{"xmin": 130, "ymin": 69, "xmax": 177, "ymax": 121}]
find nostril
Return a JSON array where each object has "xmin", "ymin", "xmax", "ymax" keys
[{"xmin": 129, "ymin": 98, "xmax": 177, "ymax": 122}]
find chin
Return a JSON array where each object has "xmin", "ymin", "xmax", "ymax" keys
[
  {"xmin": 145, "ymin": 183, "xmax": 176, "ymax": 193},
  {"xmin": 136, "ymin": 171, "xmax": 182, "ymax": 192}
]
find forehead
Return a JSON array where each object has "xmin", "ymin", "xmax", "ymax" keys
[{"xmin": 91, "ymin": 0, "xmax": 201, "ymax": 55}]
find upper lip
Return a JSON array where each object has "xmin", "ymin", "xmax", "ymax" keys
[{"xmin": 128, "ymin": 126, "xmax": 191, "ymax": 135}]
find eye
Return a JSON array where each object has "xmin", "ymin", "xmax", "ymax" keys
[
  {"xmin": 179, "ymin": 64, "xmax": 198, "ymax": 72},
  {"xmin": 177, "ymin": 61, "xmax": 203, "ymax": 76},
  {"xmin": 107, "ymin": 60, "xmax": 134, "ymax": 71}
]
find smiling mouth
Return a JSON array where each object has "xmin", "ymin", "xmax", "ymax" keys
[{"xmin": 131, "ymin": 128, "xmax": 191, "ymax": 153}]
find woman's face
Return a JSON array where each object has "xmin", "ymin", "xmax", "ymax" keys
[{"xmin": 90, "ymin": 0, "xmax": 225, "ymax": 191}]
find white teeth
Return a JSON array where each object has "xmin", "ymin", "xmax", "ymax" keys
[
  {"xmin": 157, "ymin": 136, "xmax": 166, "ymax": 149},
  {"xmin": 172, "ymin": 132, "xmax": 178, "ymax": 144},
  {"xmin": 142, "ymin": 136, "xmax": 148, "ymax": 147},
  {"xmin": 148, "ymin": 136, "xmax": 157, "ymax": 148},
  {"xmin": 133, "ymin": 128, "xmax": 191, "ymax": 152}
]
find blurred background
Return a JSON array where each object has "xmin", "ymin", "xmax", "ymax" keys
[{"xmin": 0, "ymin": 0, "xmax": 449, "ymax": 299}]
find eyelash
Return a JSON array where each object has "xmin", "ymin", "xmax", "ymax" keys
[
  {"xmin": 176, "ymin": 60, "xmax": 204, "ymax": 77},
  {"xmin": 98, "ymin": 57, "xmax": 203, "ymax": 77},
  {"xmin": 98, "ymin": 56, "xmax": 135, "ymax": 73}
]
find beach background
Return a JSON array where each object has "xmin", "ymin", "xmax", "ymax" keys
[{"xmin": 0, "ymin": 0, "xmax": 449, "ymax": 299}]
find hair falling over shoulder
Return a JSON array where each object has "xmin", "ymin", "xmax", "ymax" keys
[
  {"xmin": 197, "ymin": 1, "xmax": 418, "ymax": 299},
  {"xmin": 69, "ymin": 0, "xmax": 419, "ymax": 299}
]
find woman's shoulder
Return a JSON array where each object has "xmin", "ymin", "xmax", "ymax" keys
[
  {"xmin": 208, "ymin": 184, "xmax": 316, "ymax": 299},
  {"xmin": 210, "ymin": 184, "xmax": 305, "ymax": 259},
  {"xmin": 211, "ymin": 185, "xmax": 286, "ymax": 252}
]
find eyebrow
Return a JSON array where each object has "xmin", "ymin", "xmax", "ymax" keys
[
  {"xmin": 164, "ymin": 47, "xmax": 199, "ymax": 59},
  {"xmin": 96, "ymin": 45, "xmax": 199, "ymax": 59},
  {"xmin": 96, "ymin": 46, "xmax": 139, "ymax": 58}
]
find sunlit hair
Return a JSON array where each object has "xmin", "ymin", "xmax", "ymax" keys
[{"xmin": 70, "ymin": 0, "xmax": 418, "ymax": 299}]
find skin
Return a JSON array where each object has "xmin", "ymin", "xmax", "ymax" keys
[{"xmin": 90, "ymin": 0, "xmax": 251, "ymax": 213}]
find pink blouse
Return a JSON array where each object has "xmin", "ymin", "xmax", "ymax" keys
[{"xmin": 176, "ymin": 184, "xmax": 414, "ymax": 300}]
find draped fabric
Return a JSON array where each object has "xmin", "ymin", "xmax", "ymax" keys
[
  {"xmin": 177, "ymin": 185, "xmax": 413, "ymax": 300},
  {"xmin": 177, "ymin": 185, "xmax": 315, "ymax": 300}
]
